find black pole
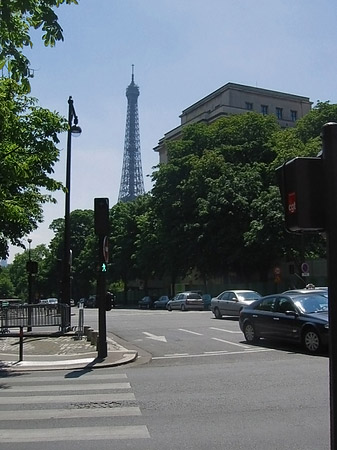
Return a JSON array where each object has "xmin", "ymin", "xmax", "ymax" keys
[
  {"xmin": 97, "ymin": 235, "xmax": 107, "ymax": 359},
  {"xmin": 322, "ymin": 122, "xmax": 337, "ymax": 450},
  {"xmin": 27, "ymin": 239, "xmax": 32, "ymax": 332},
  {"xmin": 61, "ymin": 97, "xmax": 81, "ymax": 309},
  {"xmin": 61, "ymin": 97, "xmax": 73, "ymax": 308}
]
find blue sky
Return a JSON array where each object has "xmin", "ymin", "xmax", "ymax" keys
[{"xmin": 9, "ymin": 0, "xmax": 337, "ymax": 261}]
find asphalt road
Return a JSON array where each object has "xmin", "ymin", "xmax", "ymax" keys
[
  {"xmin": 84, "ymin": 307, "xmax": 330, "ymax": 449},
  {"xmin": 1, "ymin": 308, "xmax": 330, "ymax": 450}
]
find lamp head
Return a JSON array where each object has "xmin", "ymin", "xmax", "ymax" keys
[{"xmin": 70, "ymin": 124, "xmax": 82, "ymax": 137}]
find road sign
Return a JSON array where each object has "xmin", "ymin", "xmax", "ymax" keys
[{"xmin": 301, "ymin": 262, "xmax": 310, "ymax": 276}]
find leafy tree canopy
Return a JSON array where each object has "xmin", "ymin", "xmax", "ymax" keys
[
  {"xmin": 0, "ymin": 78, "xmax": 67, "ymax": 258},
  {"xmin": 0, "ymin": 0, "xmax": 79, "ymax": 90}
]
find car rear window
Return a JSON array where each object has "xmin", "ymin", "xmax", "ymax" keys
[{"xmin": 187, "ymin": 293, "xmax": 202, "ymax": 299}]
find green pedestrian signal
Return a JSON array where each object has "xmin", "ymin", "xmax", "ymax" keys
[{"xmin": 101, "ymin": 263, "xmax": 107, "ymax": 272}]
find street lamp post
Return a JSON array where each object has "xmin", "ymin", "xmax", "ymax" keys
[{"xmin": 61, "ymin": 96, "xmax": 81, "ymax": 307}]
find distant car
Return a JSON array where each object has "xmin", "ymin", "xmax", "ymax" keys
[
  {"xmin": 154, "ymin": 296, "xmax": 170, "ymax": 309},
  {"xmin": 239, "ymin": 292, "xmax": 329, "ymax": 353},
  {"xmin": 211, "ymin": 290, "xmax": 261, "ymax": 318},
  {"xmin": 167, "ymin": 292, "xmax": 204, "ymax": 311},
  {"xmin": 40, "ymin": 297, "xmax": 58, "ymax": 305},
  {"xmin": 283, "ymin": 288, "xmax": 328, "ymax": 296},
  {"xmin": 84, "ymin": 296, "xmax": 96, "ymax": 308},
  {"xmin": 138, "ymin": 296, "xmax": 154, "ymax": 309}
]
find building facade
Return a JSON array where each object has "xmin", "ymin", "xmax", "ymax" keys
[{"xmin": 154, "ymin": 82, "xmax": 312, "ymax": 163}]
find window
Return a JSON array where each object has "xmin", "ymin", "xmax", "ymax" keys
[
  {"xmin": 291, "ymin": 110, "xmax": 297, "ymax": 122},
  {"xmin": 261, "ymin": 105, "xmax": 268, "ymax": 115},
  {"xmin": 246, "ymin": 102, "xmax": 253, "ymax": 111},
  {"xmin": 276, "ymin": 107, "xmax": 283, "ymax": 119},
  {"xmin": 255, "ymin": 297, "xmax": 276, "ymax": 312}
]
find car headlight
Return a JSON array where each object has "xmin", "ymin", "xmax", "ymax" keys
[{"xmin": 325, "ymin": 323, "xmax": 329, "ymax": 329}]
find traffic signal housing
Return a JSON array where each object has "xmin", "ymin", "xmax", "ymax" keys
[
  {"xmin": 276, "ymin": 157, "xmax": 325, "ymax": 232},
  {"xmin": 94, "ymin": 197, "xmax": 109, "ymax": 236}
]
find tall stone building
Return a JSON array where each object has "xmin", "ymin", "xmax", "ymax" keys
[{"xmin": 154, "ymin": 82, "xmax": 312, "ymax": 163}]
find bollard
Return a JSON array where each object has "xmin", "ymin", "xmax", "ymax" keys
[
  {"xmin": 90, "ymin": 331, "xmax": 99, "ymax": 347},
  {"xmin": 86, "ymin": 328, "xmax": 94, "ymax": 342},
  {"xmin": 19, "ymin": 326, "xmax": 23, "ymax": 361}
]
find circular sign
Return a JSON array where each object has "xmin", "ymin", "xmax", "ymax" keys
[
  {"xmin": 103, "ymin": 236, "xmax": 109, "ymax": 263},
  {"xmin": 301, "ymin": 262, "xmax": 309, "ymax": 273}
]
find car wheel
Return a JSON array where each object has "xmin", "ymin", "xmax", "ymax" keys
[
  {"xmin": 243, "ymin": 322, "xmax": 258, "ymax": 343},
  {"xmin": 181, "ymin": 304, "xmax": 186, "ymax": 311},
  {"xmin": 214, "ymin": 307, "xmax": 222, "ymax": 319},
  {"xmin": 168, "ymin": 305, "xmax": 172, "ymax": 311},
  {"xmin": 303, "ymin": 328, "xmax": 321, "ymax": 353}
]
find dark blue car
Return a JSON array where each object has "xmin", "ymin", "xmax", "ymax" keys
[{"xmin": 239, "ymin": 292, "xmax": 329, "ymax": 353}]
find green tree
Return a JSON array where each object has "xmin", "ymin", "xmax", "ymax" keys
[
  {"xmin": 0, "ymin": 0, "xmax": 79, "ymax": 90},
  {"xmin": 0, "ymin": 267, "xmax": 15, "ymax": 298},
  {"xmin": 0, "ymin": 79, "xmax": 67, "ymax": 258},
  {"xmin": 47, "ymin": 209, "xmax": 96, "ymax": 300},
  {"xmin": 8, "ymin": 243, "xmax": 50, "ymax": 300}
]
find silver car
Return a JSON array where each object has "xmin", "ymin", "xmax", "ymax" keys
[
  {"xmin": 211, "ymin": 290, "xmax": 261, "ymax": 318},
  {"xmin": 167, "ymin": 292, "xmax": 204, "ymax": 311}
]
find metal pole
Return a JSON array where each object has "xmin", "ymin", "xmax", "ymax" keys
[
  {"xmin": 97, "ymin": 235, "xmax": 107, "ymax": 359},
  {"xmin": 322, "ymin": 122, "xmax": 337, "ymax": 450},
  {"xmin": 27, "ymin": 239, "xmax": 32, "ymax": 332},
  {"xmin": 62, "ymin": 97, "xmax": 74, "ymax": 308}
]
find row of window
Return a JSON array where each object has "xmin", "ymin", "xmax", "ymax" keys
[{"xmin": 245, "ymin": 102, "xmax": 297, "ymax": 121}]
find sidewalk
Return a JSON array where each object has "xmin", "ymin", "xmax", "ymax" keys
[{"xmin": 0, "ymin": 330, "xmax": 138, "ymax": 372}]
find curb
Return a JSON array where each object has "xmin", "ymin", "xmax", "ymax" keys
[{"xmin": 0, "ymin": 350, "xmax": 138, "ymax": 372}]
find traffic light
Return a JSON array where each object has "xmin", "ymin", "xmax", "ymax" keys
[
  {"xmin": 26, "ymin": 260, "xmax": 38, "ymax": 274},
  {"xmin": 94, "ymin": 197, "xmax": 109, "ymax": 235},
  {"xmin": 276, "ymin": 157, "xmax": 325, "ymax": 232}
]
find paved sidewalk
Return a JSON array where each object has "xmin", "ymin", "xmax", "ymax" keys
[{"xmin": 0, "ymin": 330, "xmax": 138, "ymax": 372}]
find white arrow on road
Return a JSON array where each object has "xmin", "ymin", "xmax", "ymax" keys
[{"xmin": 142, "ymin": 332, "xmax": 167, "ymax": 342}]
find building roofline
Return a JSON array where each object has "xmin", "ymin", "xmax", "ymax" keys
[{"xmin": 180, "ymin": 82, "xmax": 311, "ymax": 117}]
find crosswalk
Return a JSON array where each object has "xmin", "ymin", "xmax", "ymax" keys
[{"xmin": 0, "ymin": 372, "xmax": 150, "ymax": 445}]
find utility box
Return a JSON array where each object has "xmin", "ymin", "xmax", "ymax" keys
[{"xmin": 276, "ymin": 157, "xmax": 325, "ymax": 232}]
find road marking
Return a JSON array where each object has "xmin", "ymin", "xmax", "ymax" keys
[
  {"xmin": 5, "ymin": 382, "xmax": 131, "ymax": 392},
  {"xmin": 0, "ymin": 393, "xmax": 135, "ymax": 405},
  {"xmin": 0, "ymin": 425, "xmax": 150, "ymax": 443},
  {"xmin": 0, "ymin": 407, "xmax": 142, "ymax": 421},
  {"xmin": 164, "ymin": 353, "xmax": 189, "ymax": 357},
  {"xmin": 210, "ymin": 327, "xmax": 242, "ymax": 334},
  {"xmin": 153, "ymin": 348, "xmax": 274, "ymax": 360},
  {"xmin": 142, "ymin": 331, "xmax": 167, "ymax": 342},
  {"xmin": 178, "ymin": 328, "xmax": 203, "ymax": 336},
  {"xmin": 212, "ymin": 337, "xmax": 251, "ymax": 349}
]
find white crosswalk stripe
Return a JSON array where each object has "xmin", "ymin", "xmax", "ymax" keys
[{"xmin": 0, "ymin": 372, "xmax": 150, "ymax": 444}]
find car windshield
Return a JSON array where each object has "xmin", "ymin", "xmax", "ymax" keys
[
  {"xmin": 237, "ymin": 292, "xmax": 261, "ymax": 301},
  {"xmin": 293, "ymin": 294, "xmax": 328, "ymax": 313},
  {"xmin": 187, "ymin": 293, "xmax": 202, "ymax": 299}
]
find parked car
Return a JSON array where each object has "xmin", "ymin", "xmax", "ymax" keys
[
  {"xmin": 167, "ymin": 292, "xmax": 204, "ymax": 311},
  {"xmin": 154, "ymin": 295, "xmax": 170, "ymax": 309},
  {"xmin": 138, "ymin": 296, "xmax": 155, "ymax": 309},
  {"xmin": 211, "ymin": 290, "xmax": 261, "ymax": 318},
  {"xmin": 40, "ymin": 297, "xmax": 58, "ymax": 305},
  {"xmin": 239, "ymin": 292, "xmax": 329, "ymax": 353},
  {"xmin": 283, "ymin": 287, "xmax": 328, "ymax": 296},
  {"xmin": 84, "ymin": 296, "xmax": 96, "ymax": 308}
]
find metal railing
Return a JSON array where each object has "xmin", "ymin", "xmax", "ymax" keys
[{"xmin": 0, "ymin": 303, "xmax": 70, "ymax": 333}]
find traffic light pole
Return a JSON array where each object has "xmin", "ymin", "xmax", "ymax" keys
[
  {"xmin": 94, "ymin": 198, "xmax": 110, "ymax": 360},
  {"xmin": 97, "ymin": 234, "xmax": 107, "ymax": 359},
  {"xmin": 322, "ymin": 123, "xmax": 337, "ymax": 450}
]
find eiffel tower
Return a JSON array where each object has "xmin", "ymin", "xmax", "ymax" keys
[{"xmin": 118, "ymin": 65, "xmax": 145, "ymax": 202}]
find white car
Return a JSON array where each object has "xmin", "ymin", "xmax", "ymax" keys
[
  {"xmin": 211, "ymin": 290, "xmax": 261, "ymax": 318},
  {"xmin": 167, "ymin": 292, "xmax": 204, "ymax": 311}
]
